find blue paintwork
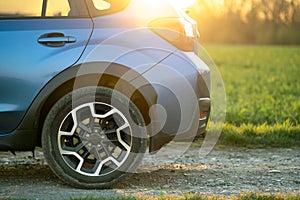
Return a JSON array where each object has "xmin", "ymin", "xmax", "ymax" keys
[{"xmin": 0, "ymin": 18, "xmax": 93, "ymax": 133}]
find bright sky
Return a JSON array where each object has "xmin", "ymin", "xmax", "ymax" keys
[
  {"xmin": 171, "ymin": 0, "xmax": 197, "ymax": 8},
  {"xmin": 0, "ymin": 0, "xmax": 72, "ymax": 16},
  {"xmin": 172, "ymin": 0, "xmax": 224, "ymax": 8},
  {"xmin": 0, "ymin": 1, "xmax": 43, "ymax": 16},
  {"xmin": 0, "ymin": 0, "xmax": 227, "ymax": 17}
]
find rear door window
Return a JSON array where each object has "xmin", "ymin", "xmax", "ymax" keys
[
  {"xmin": 46, "ymin": 0, "xmax": 89, "ymax": 17},
  {"xmin": 0, "ymin": 0, "xmax": 89, "ymax": 19},
  {"xmin": 0, "ymin": 0, "xmax": 43, "ymax": 18},
  {"xmin": 46, "ymin": 0, "xmax": 71, "ymax": 17}
]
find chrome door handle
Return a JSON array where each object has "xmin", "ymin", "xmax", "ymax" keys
[
  {"xmin": 38, "ymin": 33, "xmax": 76, "ymax": 47},
  {"xmin": 38, "ymin": 36, "xmax": 76, "ymax": 43}
]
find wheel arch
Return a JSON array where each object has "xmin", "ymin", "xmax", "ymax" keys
[{"xmin": 18, "ymin": 62, "xmax": 157, "ymax": 147}]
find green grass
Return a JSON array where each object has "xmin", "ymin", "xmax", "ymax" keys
[
  {"xmin": 203, "ymin": 45, "xmax": 300, "ymax": 147},
  {"xmin": 220, "ymin": 122, "xmax": 300, "ymax": 147}
]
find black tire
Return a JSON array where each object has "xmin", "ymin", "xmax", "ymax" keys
[{"xmin": 42, "ymin": 86, "xmax": 147, "ymax": 189}]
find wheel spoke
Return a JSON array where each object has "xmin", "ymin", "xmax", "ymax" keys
[
  {"xmin": 96, "ymin": 108, "xmax": 118, "ymax": 119},
  {"xmin": 104, "ymin": 129, "xmax": 116, "ymax": 135},
  {"xmin": 58, "ymin": 130, "xmax": 73, "ymax": 137},
  {"xmin": 60, "ymin": 149, "xmax": 84, "ymax": 172},
  {"xmin": 62, "ymin": 142, "xmax": 85, "ymax": 152},
  {"xmin": 71, "ymin": 109, "xmax": 78, "ymax": 128},
  {"xmin": 78, "ymin": 122, "xmax": 91, "ymax": 133},
  {"xmin": 81, "ymin": 149, "xmax": 90, "ymax": 159},
  {"xmin": 116, "ymin": 123, "xmax": 130, "ymax": 151},
  {"xmin": 59, "ymin": 109, "xmax": 78, "ymax": 137},
  {"xmin": 101, "ymin": 142, "xmax": 111, "ymax": 157},
  {"xmin": 94, "ymin": 157, "xmax": 121, "ymax": 175},
  {"xmin": 88, "ymin": 103, "xmax": 96, "ymax": 116},
  {"xmin": 74, "ymin": 142, "xmax": 86, "ymax": 152},
  {"xmin": 76, "ymin": 159, "xmax": 84, "ymax": 172},
  {"xmin": 89, "ymin": 117, "xmax": 95, "ymax": 130}
]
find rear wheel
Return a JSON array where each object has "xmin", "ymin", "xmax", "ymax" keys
[{"xmin": 42, "ymin": 86, "xmax": 147, "ymax": 188}]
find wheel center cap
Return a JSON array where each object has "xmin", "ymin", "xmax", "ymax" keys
[{"xmin": 87, "ymin": 133, "xmax": 106, "ymax": 145}]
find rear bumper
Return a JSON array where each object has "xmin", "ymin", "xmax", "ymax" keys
[
  {"xmin": 145, "ymin": 51, "xmax": 211, "ymax": 151},
  {"xmin": 198, "ymin": 98, "xmax": 211, "ymax": 135}
]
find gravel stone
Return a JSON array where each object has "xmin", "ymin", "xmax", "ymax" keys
[{"xmin": 0, "ymin": 146, "xmax": 299, "ymax": 199}]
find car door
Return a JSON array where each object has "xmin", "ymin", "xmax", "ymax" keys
[{"xmin": 0, "ymin": 0, "xmax": 93, "ymax": 134}]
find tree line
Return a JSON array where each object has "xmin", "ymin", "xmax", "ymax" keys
[{"xmin": 189, "ymin": 0, "xmax": 300, "ymax": 45}]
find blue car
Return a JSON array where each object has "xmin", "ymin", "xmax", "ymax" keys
[{"xmin": 0, "ymin": 0, "xmax": 210, "ymax": 188}]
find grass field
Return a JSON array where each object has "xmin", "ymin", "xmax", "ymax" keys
[{"xmin": 203, "ymin": 46, "xmax": 300, "ymax": 147}]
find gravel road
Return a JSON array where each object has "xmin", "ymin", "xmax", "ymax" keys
[{"xmin": 0, "ymin": 145, "xmax": 299, "ymax": 199}]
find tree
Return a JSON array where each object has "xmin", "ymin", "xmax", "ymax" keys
[{"xmin": 189, "ymin": 0, "xmax": 300, "ymax": 44}]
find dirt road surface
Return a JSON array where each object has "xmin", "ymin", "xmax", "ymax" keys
[{"xmin": 0, "ymin": 145, "xmax": 299, "ymax": 199}]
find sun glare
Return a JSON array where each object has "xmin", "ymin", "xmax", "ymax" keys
[
  {"xmin": 169, "ymin": 0, "xmax": 197, "ymax": 9},
  {"xmin": 213, "ymin": 0, "xmax": 224, "ymax": 6}
]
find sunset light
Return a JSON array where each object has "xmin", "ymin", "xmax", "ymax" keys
[
  {"xmin": 213, "ymin": 0, "xmax": 224, "ymax": 6},
  {"xmin": 170, "ymin": 0, "xmax": 196, "ymax": 8}
]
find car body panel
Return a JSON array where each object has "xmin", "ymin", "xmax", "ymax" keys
[
  {"xmin": 140, "ymin": 50, "xmax": 210, "ymax": 135},
  {"xmin": 0, "ymin": 18, "xmax": 93, "ymax": 134}
]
